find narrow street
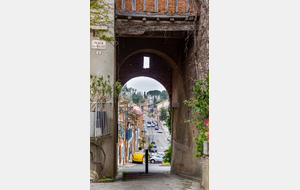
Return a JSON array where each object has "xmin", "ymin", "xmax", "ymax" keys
[{"xmin": 143, "ymin": 114, "xmax": 171, "ymax": 154}]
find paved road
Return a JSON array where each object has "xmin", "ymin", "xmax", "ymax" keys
[
  {"xmin": 118, "ymin": 162, "xmax": 170, "ymax": 172},
  {"xmin": 91, "ymin": 172, "xmax": 201, "ymax": 190},
  {"xmin": 143, "ymin": 114, "xmax": 171, "ymax": 153}
]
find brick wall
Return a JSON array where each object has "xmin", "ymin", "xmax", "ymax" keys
[
  {"xmin": 125, "ymin": 0, "xmax": 132, "ymax": 11},
  {"xmin": 158, "ymin": 0, "xmax": 165, "ymax": 13},
  {"xmin": 115, "ymin": 0, "xmax": 195, "ymax": 13},
  {"xmin": 116, "ymin": 0, "xmax": 122, "ymax": 10},
  {"xmin": 146, "ymin": 0, "xmax": 155, "ymax": 12},
  {"xmin": 136, "ymin": 0, "xmax": 144, "ymax": 12}
]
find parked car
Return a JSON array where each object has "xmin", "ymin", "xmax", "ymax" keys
[
  {"xmin": 147, "ymin": 124, "xmax": 151, "ymax": 128},
  {"xmin": 157, "ymin": 152, "xmax": 166, "ymax": 156},
  {"xmin": 155, "ymin": 125, "xmax": 159, "ymax": 130},
  {"xmin": 149, "ymin": 155, "xmax": 163, "ymax": 163},
  {"xmin": 157, "ymin": 129, "xmax": 162, "ymax": 133},
  {"xmin": 151, "ymin": 124, "xmax": 155, "ymax": 127},
  {"xmin": 150, "ymin": 145, "xmax": 157, "ymax": 152},
  {"xmin": 147, "ymin": 120, "xmax": 151, "ymax": 124},
  {"xmin": 167, "ymin": 136, "xmax": 171, "ymax": 141},
  {"xmin": 132, "ymin": 152, "xmax": 143, "ymax": 164}
]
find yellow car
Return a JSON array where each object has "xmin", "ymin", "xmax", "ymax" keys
[{"xmin": 132, "ymin": 152, "xmax": 143, "ymax": 164}]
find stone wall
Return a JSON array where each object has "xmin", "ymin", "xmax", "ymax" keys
[
  {"xmin": 90, "ymin": 0, "xmax": 117, "ymax": 178},
  {"xmin": 196, "ymin": 0, "xmax": 209, "ymax": 80}
]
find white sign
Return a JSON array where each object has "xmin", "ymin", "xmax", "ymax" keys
[
  {"xmin": 95, "ymin": 51, "xmax": 101, "ymax": 55},
  {"xmin": 91, "ymin": 40, "xmax": 106, "ymax": 49}
]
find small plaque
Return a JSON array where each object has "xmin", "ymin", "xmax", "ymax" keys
[
  {"xmin": 95, "ymin": 51, "xmax": 101, "ymax": 55},
  {"xmin": 91, "ymin": 40, "xmax": 106, "ymax": 49}
]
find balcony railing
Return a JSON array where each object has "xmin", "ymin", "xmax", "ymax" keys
[{"xmin": 90, "ymin": 102, "xmax": 112, "ymax": 137}]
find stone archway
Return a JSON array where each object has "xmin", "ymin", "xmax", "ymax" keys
[{"xmin": 116, "ymin": 38, "xmax": 202, "ymax": 177}]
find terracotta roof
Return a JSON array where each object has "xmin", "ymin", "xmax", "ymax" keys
[
  {"xmin": 156, "ymin": 99, "xmax": 169, "ymax": 106},
  {"xmin": 131, "ymin": 109, "xmax": 143, "ymax": 115}
]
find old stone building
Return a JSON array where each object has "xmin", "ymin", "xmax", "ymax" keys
[{"xmin": 91, "ymin": 0, "xmax": 208, "ymax": 188}]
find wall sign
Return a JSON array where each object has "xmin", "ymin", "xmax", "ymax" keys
[{"xmin": 91, "ymin": 40, "xmax": 106, "ymax": 49}]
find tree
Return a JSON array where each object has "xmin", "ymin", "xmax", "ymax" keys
[
  {"xmin": 159, "ymin": 107, "xmax": 168, "ymax": 121},
  {"xmin": 161, "ymin": 90, "xmax": 169, "ymax": 100},
  {"xmin": 147, "ymin": 90, "xmax": 161, "ymax": 97},
  {"xmin": 132, "ymin": 92, "xmax": 143, "ymax": 104},
  {"xmin": 119, "ymin": 84, "xmax": 135, "ymax": 100},
  {"xmin": 90, "ymin": 75, "xmax": 113, "ymax": 111}
]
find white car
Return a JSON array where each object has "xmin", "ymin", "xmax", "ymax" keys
[
  {"xmin": 149, "ymin": 155, "xmax": 163, "ymax": 163},
  {"xmin": 156, "ymin": 152, "xmax": 166, "ymax": 157}
]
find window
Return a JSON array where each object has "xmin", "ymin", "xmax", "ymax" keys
[{"xmin": 143, "ymin": 56, "xmax": 150, "ymax": 69}]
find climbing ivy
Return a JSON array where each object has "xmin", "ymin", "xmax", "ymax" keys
[
  {"xmin": 184, "ymin": 72, "xmax": 209, "ymax": 158},
  {"xmin": 90, "ymin": 0, "xmax": 114, "ymax": 43}
]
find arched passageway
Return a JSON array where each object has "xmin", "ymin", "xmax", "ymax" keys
[{"xmin": 116, "ymin": 36, "xmax": 203, "ymax": 177}]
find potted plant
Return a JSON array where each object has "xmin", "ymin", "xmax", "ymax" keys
[{"xmin": 90, "ymin": 75, "xmax": 113, "ymax": 137}]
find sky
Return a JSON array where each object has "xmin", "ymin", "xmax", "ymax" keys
[{"xmin": 124, "ymin": 76, "xmax": 166, "ymax": 93}]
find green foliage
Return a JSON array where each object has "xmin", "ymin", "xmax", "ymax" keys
[
  {"xmin": 184, "ymin": 72, "xmax": 209, "ymax": 158},
  {"xmin": 147, "ymin": 90, "xmax": 161, "ymax": 97},
  {"xmin": 132, "ymin": 92, "xmax": 144, "ymax": 104},
  {"xmin": 90, "ymin": 75, "xmax": 113, "ymax": 111},
  {"xmin": 90, "ymin": 0, "xmax": 114, "ymax": 43},
  {"xmin": 90, "ymin": 75, "xmax": 122, "ymax": 109},
  {"xmin": 119, "ymin": 84, "xmax": 135, "ymax": 99},
  {"xmin": 98, "ymin": 34, "xmax": 114, "ymax": 42},
  {"xmin": 166, "ymin": 110, "xmax": 172, "ymax": 133},
  {"xmin": 122, "ymin": 171, "xmax": 127, "ymax": 175},
  {"xmin": 161, "ymin": 90, "xmax": 169, "ymax": 100},
  {"xmin": 159, "ymin": 107, "xmax": 168, "ymax": 122},
  {"xmin": 154, "ymin": 98, "xmax": 163, "ymax": 105},
  {"xmin": 99, "ymin": 175, "xmax": 113, "ymax": 180},
  {"xmin": 148, "ymin": 144, "xmax": 153, "ymax": 148},
  {"xmin": 162, "ymin": 145, "xmax": 171, "ymax": 164}
]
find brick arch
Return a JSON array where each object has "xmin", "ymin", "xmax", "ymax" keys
[
  {"xmin": 120, "ymin": 49, "xmax": 178, "ymax": 70},
  {"xmin": 118, "ymin": 51, "xmax": 176, "ymax": 95}
]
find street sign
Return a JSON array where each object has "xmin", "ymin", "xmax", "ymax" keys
[{"xmin": 91, "ymin": 40, "xmax": 106, "ymax": 49}]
